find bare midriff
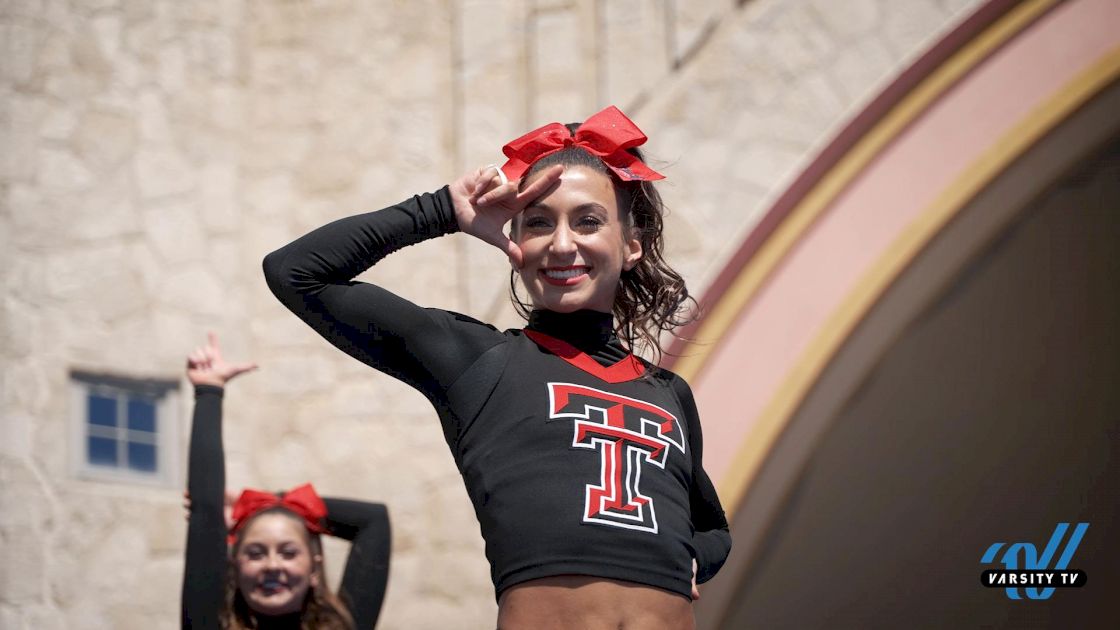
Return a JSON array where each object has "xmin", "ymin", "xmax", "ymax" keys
[{"xmin": 497, "ymin": 576, "xmax": 695, "ymax": 630}]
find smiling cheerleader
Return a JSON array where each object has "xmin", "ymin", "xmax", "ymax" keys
[
  {"xmin": 264, "ymin": 106, "xmax": 730, "ymax": 630},
  {"xmin": 180, "ymin": 333, "xmax": 391, "ymax": 630}
]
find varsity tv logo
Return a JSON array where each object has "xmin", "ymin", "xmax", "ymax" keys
[{"xmin": 980, "ymin": 522, "xmax": 1088, "ymax": 600}]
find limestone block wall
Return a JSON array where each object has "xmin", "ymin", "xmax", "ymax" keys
[{"xmin": 1, "ymin": 1, "xmax": 979, "ymax": 628}]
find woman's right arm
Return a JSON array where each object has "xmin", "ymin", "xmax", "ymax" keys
[
  {"xmin": 182, "ymin": 335, "xmax": 257, "ymax": 630},
  {"xmin": 262, "ymin": 187, "xmax": 499, "ymax": 401},
  {"xmin": 261, "ymin": 167, "xmax": 562, "ymax": 401},
  {"xmin": 181, "ymin": 384, "xmax": 229, "ymax": 629}
]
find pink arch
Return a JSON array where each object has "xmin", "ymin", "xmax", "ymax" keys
[{"xmin": 674, "ymin": 0, "xmax": 1120, "ymax": 489}]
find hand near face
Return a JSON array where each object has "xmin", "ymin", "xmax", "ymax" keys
[
  {"xmin": 450, "ymin": 164, "xmax": 563, "ymax": 268},
  {"xmin": 186, "ymin": 332, "xmax": 258, "ymax": 388}
]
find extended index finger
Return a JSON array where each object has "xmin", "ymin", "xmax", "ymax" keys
[
  {"xmin": 515, "ymin": 164, "xmax": 564, "ymax": 206},
  {"xmin": 206, "ymin": 331, "xmax": 223, "ymax": 360}
]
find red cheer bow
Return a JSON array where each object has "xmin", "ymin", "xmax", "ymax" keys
[
  {"xmin": 228, "ymin": 482, "xmax": 327, "ymax": 544},
  {"xmin": 499, "ymin": 105, "xmax": 664, "ymax": 182}
]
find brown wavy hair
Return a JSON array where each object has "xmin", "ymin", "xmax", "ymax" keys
[
  {"xmin": 222, "ymin": 508, "xmax": 355, "ymax": 630},
  {"xmin": 510, "ymin": 124, "xmax": 697, "ymax": 364}
]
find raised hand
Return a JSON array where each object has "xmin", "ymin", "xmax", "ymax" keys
[
  {"xmin": 449, "ymin": 163, "xmax": 564, "ymax": 269},
  {"xmin": 186, "ymin": 332, "xmax": 258, "ymax": 388}
]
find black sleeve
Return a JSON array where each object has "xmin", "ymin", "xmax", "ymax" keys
[
  {"xmin": 182, "ymin": 385, "xmax": 228, "ymax": 630},
  {"xmin": 323, "ymin": 498, "xmax": 391, "ymax": 630},
  {"xmin": 262, "ymin": 187, "xmax": 507, "ymax": 413},
  {"xmin": 672, "ymin": 377, "xmax": 732, "ymax": 584}
]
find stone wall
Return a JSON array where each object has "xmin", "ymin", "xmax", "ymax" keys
[{"xmin": 1, "ymin": 0, "xmax": 980, "ymax": 627}]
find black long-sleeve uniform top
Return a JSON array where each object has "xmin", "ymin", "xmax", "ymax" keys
[
  {"xmin": 181, "ymin": 385, "xmax": 391, "ymax": 629},
  {"xmin": 262, "ymin": 186, "xmax": 731, "ymax": 600}
]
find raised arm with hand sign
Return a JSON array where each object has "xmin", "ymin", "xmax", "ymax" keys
[
  {"xmin": 185, "ymin": 332, "xmax": 258, "ymax": 388},
  {"xmin": 180, "ymin": 332, "xmax": 390, "ymax": 630}
]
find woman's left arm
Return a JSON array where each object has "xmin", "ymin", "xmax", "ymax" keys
[
  {"xmin": 689, "ymin": 465, "xmax": 732, "ymax": 583},
  {"xmin": 323, "ymin": 498, "xmax": 391, "ymax": 630},
  {"xmin": 672, "ymin": 377, "xmax": 732, "ymax": 584}
]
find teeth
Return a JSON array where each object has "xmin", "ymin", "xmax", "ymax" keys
[{"xmin": 545, "ymin": 268, "xmax": 587, "ymax": 279}]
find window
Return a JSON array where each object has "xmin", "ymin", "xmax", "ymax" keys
[{"xmin": 71, "ymin": 371, "xmax": 180, "ymax": 485}]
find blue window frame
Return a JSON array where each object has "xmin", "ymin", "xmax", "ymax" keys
[{"xmin": 71, "ymin": 372, "xmax": 179, "ymax": 484}]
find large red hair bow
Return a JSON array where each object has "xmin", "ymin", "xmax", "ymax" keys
[
  {"xmin": 499, "ymin": 105, "xmax": 664, "ymax": 182},
  {"xmin": 228, "ymin": 482, "xmax": 327, "ymax": 544}
]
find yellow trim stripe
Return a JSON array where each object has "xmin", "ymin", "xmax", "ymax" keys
[
  {"xmin": 719, "ymin": 46, "xmax": 1120, "ymax": 514},
  {"xmin": 673, "ymin": 0, "xmax": 1056, "ymax": 382}
]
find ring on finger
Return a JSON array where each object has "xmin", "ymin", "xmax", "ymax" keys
[{"xmin": 486, "ymin": 163, "xmax": 509, "ymax": 187}]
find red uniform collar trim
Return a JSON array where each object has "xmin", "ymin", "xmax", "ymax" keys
[{"xmin": 523, "ymin": 329, "xmax": 646, "ymax": 383}]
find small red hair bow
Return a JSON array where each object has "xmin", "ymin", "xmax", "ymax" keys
[
  {"xmin": 228, "ymin": 482, "xmax": 327, "ymax": 543},
  {"xmin": 499, "ymin": 105, "xmax": 664, "ymax": 182}
]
